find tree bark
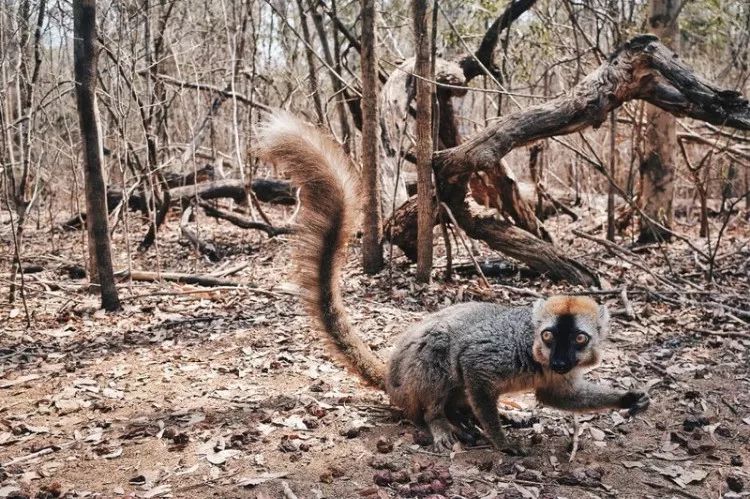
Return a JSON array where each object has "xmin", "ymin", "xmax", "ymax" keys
[
  {"xmin": 412, "ymin": 0, "xmax": 435, "ymax": 283},
  {"xmin": 73, "ymin": 0, "xmax": 121, "ymax": 311},
  {"xmin": 360, "ymin": 0, "xmax": 384, "ymax": 273},
  {"xmin": 638, "ymin": 0, "xmax": 680, "ymax": 243}
]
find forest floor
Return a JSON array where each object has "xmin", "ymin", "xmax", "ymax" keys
[{"xmin": 1, "ymin": 204, "xmax": 749, "ymax": 499}]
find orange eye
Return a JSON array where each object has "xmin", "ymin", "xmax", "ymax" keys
[
  {"xmin": 576, "ymin": 333, "xmax": 589, "ymax": 345},
  {"xmin": 541, "ymin": 330, "xmax": 553, "ymax": 343}
]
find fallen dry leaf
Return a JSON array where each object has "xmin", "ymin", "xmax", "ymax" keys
[
  {"xmin": 206, "ymin": 449, "xmax": 241, "ymax": 465},
  {"xmin": 236, "ymin": 471, "xmax": 289, "ymax": 487}
]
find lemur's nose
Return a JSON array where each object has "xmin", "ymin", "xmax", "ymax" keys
[{"xmin": 550, "ymin": 359, "xmax": 571, "ymax": 373}]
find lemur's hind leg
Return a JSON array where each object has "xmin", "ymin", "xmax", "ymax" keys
[{"xmin": 423, "ymin": 401, "xmax": 456, "ymax": 451}]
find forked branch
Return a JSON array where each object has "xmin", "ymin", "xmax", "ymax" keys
[{"xmin": 432, "ymin": 35, "xmax": 750, "ymax": 285}]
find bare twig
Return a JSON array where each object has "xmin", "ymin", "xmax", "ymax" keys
[
  {"xmin": 440, "ymin": 202, "xmax": 490, "ymax": 288},
  {"xmin": 569, "ymin": 414, "xmax": 580, "ymax": 462}
]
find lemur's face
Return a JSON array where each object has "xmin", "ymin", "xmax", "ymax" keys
[{"xmin": 531, "ymin": 296, "xmax": 609, "ymax": 374}]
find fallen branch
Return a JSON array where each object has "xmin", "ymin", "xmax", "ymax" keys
[
  {"xmin": 569, "ymin": 414, "xmax": 580, "ymax": 462},
  {"xmin": 120, "ymin": 270, "xmax": 241, "ymax": 287},
  {"xmin": 3, "ymin": 442, "xmax": 75, "ymax": 467},
  {"xmin": 199, "ymin": 201, "xmax": 294, "ymax": 237},
  {"xmin": 169, "ymin": 178, "xmax": 248, "ymax": 204},
  {"xmin": 694, "ymin": 328, "xmax": 750, "ymax": 340},
  {"xmin": 208, "ymin": 262, "xmax": 249, "ymax": 277}
]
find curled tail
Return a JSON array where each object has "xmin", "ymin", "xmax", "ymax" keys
[{"xmin": 256, "ymin": 114, "xmax": 386, "ymax": 389}]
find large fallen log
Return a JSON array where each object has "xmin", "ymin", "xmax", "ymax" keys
[
  {"xmin": 163, "ymin": 164, "xmax": 216, "ymax": 188},
  {"xmin": 249, "ymin": 179, "xmax": 297, "ymax": 205},
  {"xmin": 168, "ymin": 178, "xmax": 295, "ymax": 205},
  {"xmin": 61, "ymin": 178, "xmax": 297, "ymax": 230}
]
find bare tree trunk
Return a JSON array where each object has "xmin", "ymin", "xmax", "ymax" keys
[
  {"xmin": 638, "ymin": 0, "xmax": 679, "ymax": 243},
  {"xmin": 73, "ymin": 0, "xmax": 121, "ymax": 311},
  {"xmin": 309, "ymin": 0, "xmax": 352, "ymax": 152},
  {"xmin": 296, "ymin": 0, "xmax": 325, "ymax": 125},
  {"xmin": 412, "ymin": 0, "xmax": 435, "ymax": 283},
  {"xmin": 360, "ymin": 0, "xmax": 383, "ymax": 274}
]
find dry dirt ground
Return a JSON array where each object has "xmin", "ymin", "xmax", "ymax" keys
[{"xmin": 1, "ymin": 205, "xmax": 749, "ymax": 499}]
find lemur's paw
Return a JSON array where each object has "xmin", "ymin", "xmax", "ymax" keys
[
  {"xmin": 621, "ymin": 390, "xmax": 650, "ymax": 416},
  {"xmin": 430, "ymin": 430, "xmax": 457, "ymax": 453},
  {"xmin": 427, "ymin": 418, "xmax": 460, "ymax": 453}
]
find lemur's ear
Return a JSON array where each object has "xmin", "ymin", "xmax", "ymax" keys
[{"xmin": 597, "ymin": 305, "xmax": 610, "ymax": 338}]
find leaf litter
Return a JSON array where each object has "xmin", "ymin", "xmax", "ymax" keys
[{"xmin": 0, "ymin": 213, "xmax": 748, "ymax": 497}]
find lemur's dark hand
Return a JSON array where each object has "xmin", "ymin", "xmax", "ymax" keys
[{"xmin": 620, "ymin": 391, "xmax": 650, "ymax": 416}]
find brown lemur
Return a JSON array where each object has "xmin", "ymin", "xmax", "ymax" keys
[{"xmin": 257, "ymin": 114, "xmax": 650, "ymax": 451}]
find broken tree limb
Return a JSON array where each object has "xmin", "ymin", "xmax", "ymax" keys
[
  {"xmin": 458, "ymin": 0, "xmax": 538, "ymax": 82},
  {"xmin": 435, "ymin": 35, "xmax": 750, "ymax": 183},
  {"xmin": 251, "ymin": 179, "xmax": 297, "ymax": 205},
  {"xmin": 169, "ymin": 178, "xmax": 296, "ymax": 206},
  {"xmin": 459, "ymin": 199, "xmax": 598, "ymax": 284},
  {"xmin": 164, "ymin": 164, "xmax": 216, "ymax": 188}
]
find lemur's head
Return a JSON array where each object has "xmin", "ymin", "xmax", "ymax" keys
[{"xmin": 531, "ymin": 295, "xmax": 609, "ymax": 374}]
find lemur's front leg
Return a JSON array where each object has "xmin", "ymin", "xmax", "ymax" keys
[
  {"xmin": 535, "ymin": 377, "xmax": 650, "ymax": 415},
  {"xmin": 465, "ymin": 380, "xmax": 506, "ymax": 449}
]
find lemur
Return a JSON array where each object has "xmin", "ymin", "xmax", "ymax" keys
[{"xmin": 257, "ymin": 114, "xmax": 650, "ymax": 451}]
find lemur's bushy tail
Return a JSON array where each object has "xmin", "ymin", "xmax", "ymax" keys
[{"xmin": 256, "ymin": 114, "xmax": 386, "ymax": 389}]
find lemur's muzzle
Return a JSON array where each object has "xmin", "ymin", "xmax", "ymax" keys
[{"xmin": 550, "ymin": 359, "xmax": 574, "ymax": 374}]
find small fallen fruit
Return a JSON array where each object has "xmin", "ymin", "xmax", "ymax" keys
[
  {"xmin": 373, "ymin": 470, "xmax": 393, "ymax": 486},
  {"xmin": 376, "ymin": 436, "xmax": 393, "ymax": 453},
  {"xmin": 727, "ymin": 475, "xmax": 744, "ymax": 493}
]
